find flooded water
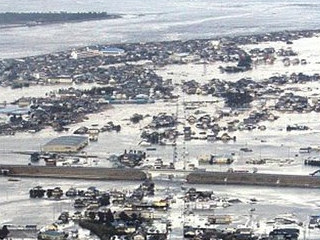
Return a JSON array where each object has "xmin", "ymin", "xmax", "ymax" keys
[
  {"xmin": 0, "ymin": 177, "xmax": 141, "ymax": 225},
  {"xmin": 1, "ymin": 176, "xmax": 319, "ymax": 232},
  {"xmin": 1, "ymin": 0, "xmax": 320, "ymax": 58},
  {"xmin": 1, "ymin": 0, "xmax": 320, "ymax": 234}
]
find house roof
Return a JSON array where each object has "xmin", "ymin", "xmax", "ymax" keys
[{"xmin": 44, "ymin": 135, "xmax": 88, "ymax": 147}]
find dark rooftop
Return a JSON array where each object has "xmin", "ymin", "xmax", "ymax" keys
[{"xmin": 44, "ymin": 135, "xmax": 88, "ymax": 147}]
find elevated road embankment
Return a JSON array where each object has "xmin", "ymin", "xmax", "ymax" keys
[
  {"xmin": 187, "ymin": 171, "xmax": 320, "ymax": 188},
  {"xmin": 2, "ymin": 165, "xmax": 320, "ymax": 188},
  {"xmin": 0, "ymin": 165, "xmax": 147, "ymax": 181}
]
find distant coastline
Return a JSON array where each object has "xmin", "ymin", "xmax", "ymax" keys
[{"xmin": 0, "ymin": 12, "xmax": 121, "ymax": 29}]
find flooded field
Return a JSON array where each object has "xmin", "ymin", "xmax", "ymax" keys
[{"xmin": 2, "ymin": 0, "xmax": 320, "ymax": 58}]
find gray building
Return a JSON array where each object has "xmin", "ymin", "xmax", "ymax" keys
[{"xmin": 42, "ymin": 135, "xmax": 88, "ymax": 153}]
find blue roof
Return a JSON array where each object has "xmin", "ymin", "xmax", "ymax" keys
[
  {"xmin": 42, "ymin": 230, "xmax": 65, "ymax": 236},
  {"xmin": 101, "ymin": 47, "xmax": 125, "ymax": 53}
]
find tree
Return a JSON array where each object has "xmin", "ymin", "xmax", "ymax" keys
[
  {"xmin": 0, "ymin": 226, "xmax": 9, "ymax": 239},
  {"xmin": 105, "ymin": 209, "xmax": 114, "ymax": 224},
  {"xmin": 98, "ymin": 209, "xmax": 114, "ymax": 225},
  {"xmin": 131, "ymin": 213, "xmax": 138, "ymax": 221},
  {"xmin": 238, "ymin": 54, "xmax": 252, "ymax": 69},
  {"xmin": 99, "ymin": 193, "xmax": 110, "ymax": 206},
  {"xmin": 46, "ymin": 189, "xmax": 53, "ymax": 198},
  {"xmin": 88, "ymin": 211, "xmax": 96, "ymax": 221},
  {"xmin": 223, "ymin": 91, "xmax": 253, "ymax": 108},
  {"xmin": 119, "ymin": 211, "xmax": 131, "ymax": 222}
]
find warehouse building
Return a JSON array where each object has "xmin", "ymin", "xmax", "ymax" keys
[
  {"xmin": 42, "ymin": 135, "xmax": 88, "ymax": 153},
  {"xmin": 100, "ymin": 47, "xmax": 125, "ymax": 55}
]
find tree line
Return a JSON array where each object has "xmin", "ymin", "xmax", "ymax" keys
[{"xmin": 0, "ymin": 12, "xmax": 120, "ymax": 25}]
